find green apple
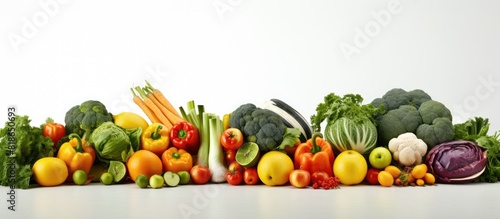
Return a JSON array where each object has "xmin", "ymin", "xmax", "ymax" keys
[
  {"xmin": 149, "ymin": 174, "xmax": 164, "ymax": 189},
  {"xmin": 369, "ymin": 147, "xmax": 392, "ymax": 169},
  {"xmin": 163, "ymin": 171, "xmax": 180, "ymax": 187}
]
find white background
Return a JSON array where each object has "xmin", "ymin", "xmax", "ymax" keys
[
  {"xmin": 2, "ymin": 1, "xmax": 500, "ymax": 218},
  {"xmin": 1, "ymin": 0, "xmax": 500, "ymax": 133}
]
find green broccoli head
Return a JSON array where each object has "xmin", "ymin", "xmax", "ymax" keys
[
  {"xmin": 371, "ymin": 88, "xmax": 432, "ymax": 112},
  {"xmin": 416, "ymin": 117, "xmax": 454, "ymax": 148},
  {"xmin": 376, "ymin": 105, "xmax": 423, "ymax": 145},
  {"xmin": 229, "ymin": 103, "xmax": 256, "ymax": 129},
  {"xmin": 65, "ymin": 100, "xmax": 113, "ymax": 140},
  {"xmin": 371, "ymin": 88, "xmax": 452, "ymax": 148},
  {"xmin": 230, "ymin": 103, "xmax": 286, "ymax": 152}
]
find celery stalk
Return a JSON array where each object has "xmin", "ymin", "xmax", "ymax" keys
[{"xmin": 196, "ymin": 112, "xmax": 211, "ymax": 166}]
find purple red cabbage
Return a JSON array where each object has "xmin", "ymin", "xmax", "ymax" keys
[{"xmin": 425, "ymin": 140, "xmax": 487, "ymax": 183}]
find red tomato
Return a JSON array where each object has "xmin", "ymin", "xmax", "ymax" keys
[
  {"xmin": 365, "ymin": 168, "xmax": 381, "ymax": 185},
  {"xmin": 43, "ymin": 121, "xmax": 66, "ymax": 148},
  {"xmin": 228, "ymin": 161, "xmax": 244, "ymax": 174},
  {"xmin": 190, "ymin": 165, "xmax": 211, "ymax": 185},
  {"xmin": 311, "ymin": 171, "xmax": 330, "ymax": 185},
  {"xmin": 220, "ymin": 128, "xmax": 244, "ymax": 150},
  {"xmin": 226, "ymin": 170, "xmax": 243, "ymax": 185},
  {"xmin": 225, "ymin": 149, "xmax": 236, "ymax": 166},
  {"xmin": 243, "ymin": 168, "xmax": 259, "ymax": 185}
]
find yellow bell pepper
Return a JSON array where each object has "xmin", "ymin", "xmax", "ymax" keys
[
  {"xmin": 161, "ymin": 147, "xmax": 193, "ymax": 173},
  {"xmin": 57, "ymin": 133, "xmax": 96, "ymax": 182},
  {"xmin": 141, "ymin": 123, "xmax": 170, "ymax": 156}
]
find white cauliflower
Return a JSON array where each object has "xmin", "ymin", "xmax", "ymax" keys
[{"xmin": 388, "ymin": 132, "xmax": 427, "ymax": 166}]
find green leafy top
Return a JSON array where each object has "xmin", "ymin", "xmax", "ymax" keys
[
  {"xmin": 453, "ymin": 117, "xmax": 490, "ymax": 141},
  {"xmin": 0, "ymin": 115, "xmax": 54, "ymax": 189},
  {"xmin": 475, "ymin": 131, "xmax": 500, "ymax": 183},
  {"xmin": 310, "ymin": 93, "xmax": 385, "ymax": 133}
]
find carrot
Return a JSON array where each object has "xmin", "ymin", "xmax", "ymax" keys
[
  {"xmin": 134, "ymin": 87, "xmax": 172, "ymax": 129},
  {"xmin": 131, "ymin": 88, "xmax": 160, "ymax": 124},
  {"xmin": 145, "ymin": 80, "xmax": 182, "ymax": 118},
  {"xmin": 144, "ymin": 88, "xmax": 184, "ymax": 125}
]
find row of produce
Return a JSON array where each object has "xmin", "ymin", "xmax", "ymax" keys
[{"xmin": 1, "ymin": 82, "xmax": 499, "ymax": 190}]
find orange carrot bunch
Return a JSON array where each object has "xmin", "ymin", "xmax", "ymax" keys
[{"xmin": 131, "ymin": 81, "xmax": 183, "ymax": 129}]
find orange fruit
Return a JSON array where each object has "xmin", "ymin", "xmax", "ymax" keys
[
  {"xmin": 377, "ymin": 170, "xmax": 394, "ymax": 187},
  {"xmin": 127, "ymin": 150, "xmax": 163, "ymax": 182},
  {"xmin": 411, "ymin": 164, "xmax": 428, "ymax": 179},
  {"xmin": 423, "ymin": 173, "xmax": 436, "ymax": 185},
  {"xmin": 384, "ymin": 165, "xmax": 401, "ymax": 179}
]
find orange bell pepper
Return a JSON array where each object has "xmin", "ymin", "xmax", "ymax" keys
[
  {"xmin": 294, "ymin": 133, "xmax": 335, "ymax": 176},
  {"xmin": 57, "ymin": 133, "xmax": 96, "ymax": 182},
  {"xmin": 161, "ymin": 147, "xmax": 193, "ymax": 173}
]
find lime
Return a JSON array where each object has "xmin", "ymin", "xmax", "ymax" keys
[
  {"xmin": 236, "ymin": 142, "xmax": 261, "ymax": 167},
  {"xmin": 108, "ymin": 161, "xmax": 127, "ymax": 183},
  {"xmin": 149, "ymin": 174, "xmax": 164, "ymax": 189},
  {"xmin": 73, "ymin": 170, "xmax": 88, "ymax": 185},
  {"xmin": 100, "ymin": 173, "xmax": 114, "ymax": 185},
  {"xmin": 135, "ymin": 174, "xmax": 148, "ymax": 188},
  {"xmin": 177, "ymin": 170, "xmax": 191, "ymax": 185}
]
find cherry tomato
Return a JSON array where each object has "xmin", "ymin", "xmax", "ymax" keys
[
  {"xmin": 228, "ymin": 161, "xmax": 244, "ymax": 174},
  {"xmin": 243, "ymin": 168, "xmax": 259, "ymax": 185},
  {"xmin": 226, "ymin": 170, "xmax": 243, "ymax": 185},
  {"xmin": 365, "ymin": 168, "xmax": 380, "ymax": 185},
  {"xmin": 225, "ymin": 149, "xmax": 236, "ymax": 166},
  {"xmin": 311, "ymin": 171, "xmax": 330, "ymax": 185},
  {"xmin": 220, "ymin": 128, "xmax": 244, "ymax": 150}
]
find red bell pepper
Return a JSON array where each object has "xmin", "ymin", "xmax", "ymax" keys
[
  {"xmin": 169, "ymin": 121, "xmax": 200, "ymax": 155},
  {"xmin": 294, "ymin": 133, "xmax": 335, "ymax": 176},
  {"xmin": 42, "ymin": 117, "xmax": 66, "ymax": 148}
]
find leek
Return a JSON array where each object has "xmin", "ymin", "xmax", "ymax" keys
[{"xmin": 208, "ymin": 115, "xmax": 227, "ymax": 183}]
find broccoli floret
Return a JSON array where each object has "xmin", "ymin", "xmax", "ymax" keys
[
  {"xmin": 229, "ymin": 103, "xmax": 256, "ymax": 129},
  {"xmin": 407, "ymin": 89, "xmax": 432, "ymax": 108},
  {"xmin": 416, "ymin": 117, "xmax": 454, "ymax": 147},
  {"xmin": 372, "ymin": 88, "xmax": 411, "ymax": 111},
  {"xmin": 230, "ymin": 103, "xmax": 286, "ymax": 152},
  {"xmin": 418, "ymin": 100, "xmax": 452, "ymax": 124},
  {"xmin": 65, "ymin": 100, "xmax": 113, "ymax": 140},
  {"xmin": 371, "ymin": 88, "xmax": 453, "ymax": 148},
  {"xmin": 376, "ymin": 105, "xmax": 423, "ymax": 145}
]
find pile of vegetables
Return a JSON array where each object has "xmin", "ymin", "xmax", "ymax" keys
[
  {"xmin": 310, "ymin": 93, "xmax": 383, "ymax": 155},
  {"xmin": 4, "ymin": 83, "xmax": 500, "ymax": 190}
]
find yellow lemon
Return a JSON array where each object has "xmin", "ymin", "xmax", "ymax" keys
[
  {"xmin": 32, "ymin": 157, "xmax": 68, "ymax": 187},
  {"xmin": 113, "ymin": 112, "xmax": 149, "ymax": 131}
]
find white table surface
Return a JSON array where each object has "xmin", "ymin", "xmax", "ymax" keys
[{"xmin": 3, "ymin": 182, "xmax": 500, "ymax": 219}]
